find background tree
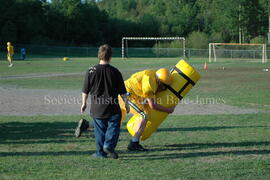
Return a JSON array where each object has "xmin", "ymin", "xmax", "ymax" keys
[{"xmin": 0, "ymin": 0, "xmax": 268, "ymax": 47}]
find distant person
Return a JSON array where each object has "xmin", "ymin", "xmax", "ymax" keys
[
  {"xmin": 76, "ymin": 44, "xmax": 129, "ymax": 159},
  {"xmin": 21, "ymin": 48, "xmax": 26, "ymax": 60},
  {"xmin": 7, "ymin": 42, "xmax": 14, "ymax": 67}
]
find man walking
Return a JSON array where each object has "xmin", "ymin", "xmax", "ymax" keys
[{"xmin": 80, "ymin": 44, "xmax": 129, "ymax": 159}]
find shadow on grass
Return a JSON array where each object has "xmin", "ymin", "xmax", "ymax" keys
[
  {"xmin": 0, "ymin": 122, "xmax": 76, "ymax": 140},
  {"xmin": 1, "ymin": 148, "xmax": 269, "ymax": 158},
  {"xmin": 1, "ymin": 121, "xmax": 267, "ymax": 145},
  {"xmin": 156, "ymin": 126, "xmax": 267, "ymax": 132},
  {"xmin": 0, "ymin": 150, "xmax": 95, "ymax": 157},
  {"xmin": 0, "ymin": 121, "xmax": 129, "ymax": 144},
  {"xmin": 0, "ymin": 121, "xmax": 97, "ymax": 144},
  {"xmin": 1, "ymin": 141, "xmax": 269, "ymax": 158},
  {"xmin": 151, "ymin": 141, "xmax": 270, "ymax": 151},
  {"xmin": 0, "ymin": 139, "xmax": 90, "ymax": 145},
  {"xmin": 121, "ymin": 149, "xmax": 270, "ymax": 160},
  {"xmin": 119, "ymin": 141, "xmax": 270, "ymax": 160}
]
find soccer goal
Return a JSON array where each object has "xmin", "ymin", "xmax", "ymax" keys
[
  {"xmin": 209, "ymin": 43, "xmax": 267, "ymax": 63},
  {"xmin": 122, "ymin": 37, "xmax": 185, "ymax": 59}
]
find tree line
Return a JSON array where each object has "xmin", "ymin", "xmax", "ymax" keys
[{"xmin": 0, "ymin": 0, "xmax": 268, "ymax": 48}]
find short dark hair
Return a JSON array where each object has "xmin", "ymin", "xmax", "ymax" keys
[{"xmin": 98, "ymin": 44, "xmax": 112, "ymax": 61}]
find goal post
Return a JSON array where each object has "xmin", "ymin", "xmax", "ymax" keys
[
  {"xmin": 122, "ymin": 37, "xmax": 186, "ymax": 59},
  {"xmin": 209, "ymin": 43, "xmax": 267, "ymax": 63}
]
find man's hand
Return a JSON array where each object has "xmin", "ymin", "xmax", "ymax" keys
[
  {"xmin": 81, "ymin": 103, "xmax": 87, "ymax": 113},
  {"xmin": 81, "ymin": 93, "xmax": 88, "ymax": 113},
  {"xmin": 146, "ymin": 98, "xmax": 176, "ymax": 114}
]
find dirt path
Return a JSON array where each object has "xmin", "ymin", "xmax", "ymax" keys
[{"xmin": 0, "ymin": 87, "xmax": 267, "ymax": 116}]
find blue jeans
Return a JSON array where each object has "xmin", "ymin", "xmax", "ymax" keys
[{"xmin": 93, "ymin": 113, "xmax": 121, "ymax": 157}]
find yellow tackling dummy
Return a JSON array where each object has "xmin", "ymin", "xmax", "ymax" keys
[{"xmin": 119, "ymin": 59, "xmax": 200, "ymax": 141}]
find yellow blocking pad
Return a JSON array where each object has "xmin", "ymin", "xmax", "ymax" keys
[{"xmin": 126, "ymin": 59, "xmax": 200, "ymax": 141}]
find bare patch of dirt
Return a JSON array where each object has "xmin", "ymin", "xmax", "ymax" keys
[{"xmin": 0, "ymin": 87, "xmax": 267, "ymax": 116}]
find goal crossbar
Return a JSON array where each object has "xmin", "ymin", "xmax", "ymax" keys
[
  {"xmin": 122, "ymin": 37, "xmax": 185, "ymax": 59},
  {"xmin": 210, "ymin": 43, "xmax": 265, "ymax": 46},
  {"xmin": 209, "ymin": 43, "xmax": 267, "ymax": 63}
]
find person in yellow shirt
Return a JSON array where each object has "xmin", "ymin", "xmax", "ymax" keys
[
  {"xmin": 7, "ymin": 42, "xmax": 14, "ymax": 67},
  {"xmin": 124, "ymin": 68, "xmax": 175, "ymax": 151}
]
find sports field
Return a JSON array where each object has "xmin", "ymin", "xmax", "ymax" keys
[{"xmin": 0, "ymin": 55, "xmax": 270, "ymax": 179}]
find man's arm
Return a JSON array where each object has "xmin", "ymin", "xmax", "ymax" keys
[
  {"xmin": 81, "ymin": 92, "xmax": 88, "ymax": 113},
  {"xmin": 146, "ymin": 98, "xmax": 175, "ymax": 113},
  {"xmin": 81, "ymin": 68, "xmax": 92, "ymax": 113},
  {"xmin": 120, "ymin": 94, "xmax": 130, "ymax": 113}
]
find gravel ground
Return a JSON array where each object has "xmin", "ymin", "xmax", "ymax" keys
[{"xmin": 0, "ymin": 86, "xmax": 267, "ymax": 116}]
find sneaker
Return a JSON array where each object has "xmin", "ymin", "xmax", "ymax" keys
[
  {"xmin": 127, "ymin": 141, "xmax": 148, "ymax": 151},
  {"xmin": 74, "ymin": 118, "xmax": 89, "ymax": 138},
  {"xmin": 8, "ymin": 64, "xmax": 13, "ymax": 67},
  {"xmin": 103, "ymin": 147, "xmax": 119, "ymax": 159}
]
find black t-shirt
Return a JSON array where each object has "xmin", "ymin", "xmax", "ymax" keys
[{"xmin": 82, "ymin": 64, "xmax": 127, "ymax": 118}]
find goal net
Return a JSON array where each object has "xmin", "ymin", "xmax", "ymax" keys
[
  {"xmin": 122, "ymin": 37, "xmax": 185, "ymax": 59},
  {"xmin": 209, "ymin": 43, "xmax": 267, "ymax": 63}
]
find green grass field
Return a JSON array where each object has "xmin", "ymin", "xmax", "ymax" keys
[
  {"xmin": 1, "ymin": 114, "xmax": 270, "ymax": 179},
  {"xmin": 0, "ymin": 54, "xmax": 270, "ymax": 179}
]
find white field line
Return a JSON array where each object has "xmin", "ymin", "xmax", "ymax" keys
[
  {"xmin": 0, "ymin": 72, "xmax": 83, "ymax": 80},
  {"xmin": 0, "ymin": 68, "xmax": 146, "ymax": 80}
]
